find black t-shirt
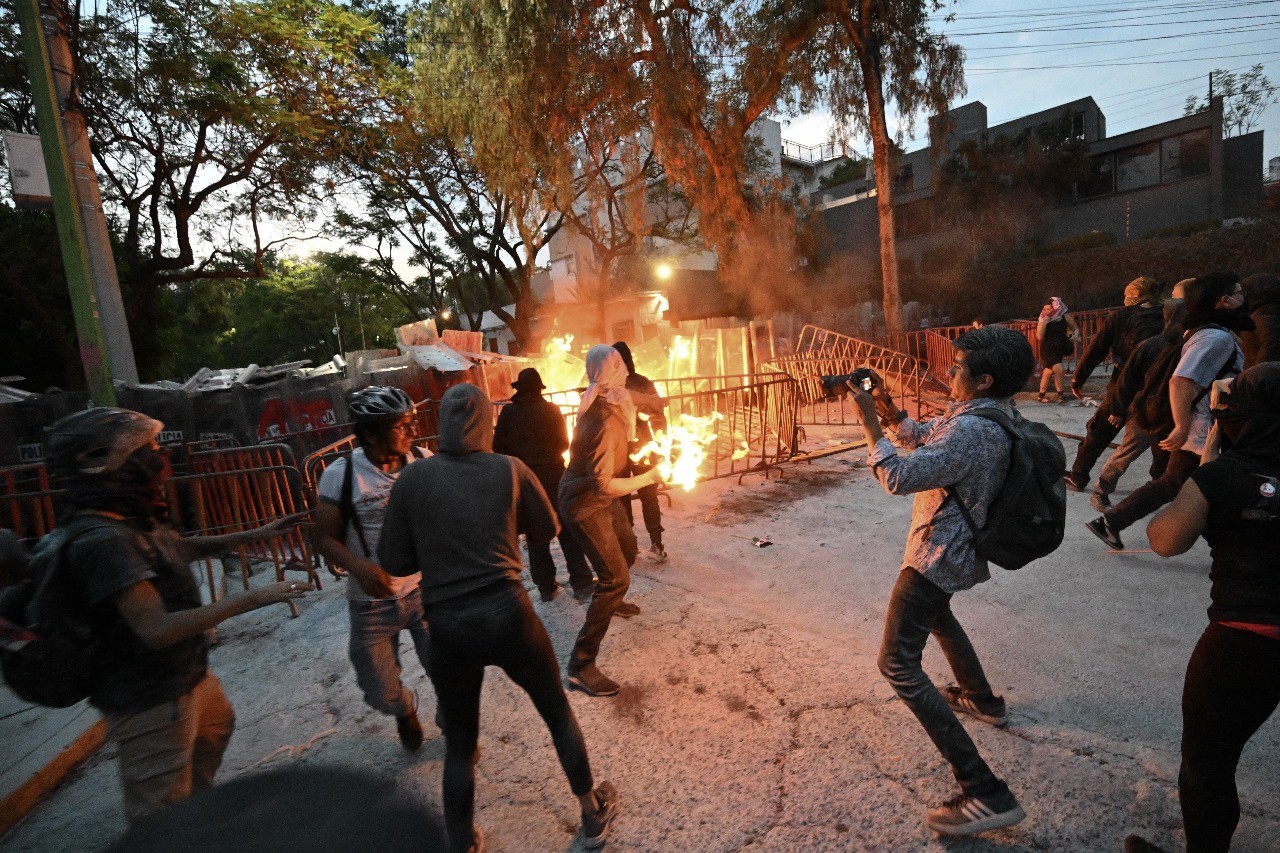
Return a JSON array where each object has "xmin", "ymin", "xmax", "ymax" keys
[
  {"xmin": 63, "ymin": 515, "xmax": 208, "ymax": 713},
  {"xmin": 1189, "ymin": 457, "xmax": 1280, "ymax": 626}
]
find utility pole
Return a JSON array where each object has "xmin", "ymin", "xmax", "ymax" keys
[{"xmin": 16, "ymin": 0, "xmax": 138, "ymax": 403}]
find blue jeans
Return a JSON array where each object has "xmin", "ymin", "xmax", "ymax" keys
[
  {"xmin": 348, "ymin": 588, "xmax": 431, "ymax": 718},
  {"xmin": 565, "ymin": 500, "xmax": 638, "ymax": 673},
  {"xmin": 424, "ymin": 579, "xmax": 594, "ymax": 853},
  {"xmin": 878, "ymin": 568, "xmax": 1003, "ymax": 797}
]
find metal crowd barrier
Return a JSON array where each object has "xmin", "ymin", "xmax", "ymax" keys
[{"xmin": 762, "ymin": 325, "xmax": 928, "ymax": 425}]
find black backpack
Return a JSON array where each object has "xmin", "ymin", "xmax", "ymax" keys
[
  {"xmin": 1132, "ymin": 326, "xmax": 1235, "ymax": 437},
  {"xmin": 947, "ymin": 407, "xmax": 1067, "ymax": 571},
  {"xmin": 0, "ymin": 519, "xmax": 113, "ymax": 708}
]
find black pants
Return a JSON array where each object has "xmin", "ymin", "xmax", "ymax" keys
[
  {"xmin": 877, "ymin": 568, "xmax": 1003, "ymax": 797},
  {"xmin": 623, "ymin": 482, "xmax": 664, "ymax": 549},
  {"xmin": 565, "ymin": 500, "xmax": 638, "ymax": 673},
  {"xmin": 1105, "ymin": 448, "xmax": 1199, "ymax": 532},
  {"xmin": 1180, "ymin": 622, "xmax": 1280, "ymax": 853},
  {"xmin": 527, "ymin": 466, "xmax": 593, "ymax": 595},
  {"xmin": 1070, "ymin": 388, "xmax": 1123, "ymax": 482},
  {"xmin": 424, "ymin": 580, "xmax": 594, "ymax": 853}
]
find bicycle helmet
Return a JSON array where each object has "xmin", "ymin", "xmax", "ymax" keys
[
  {"xmin": 348, "ymin": 386, "xmax": 414, "ymax": 423},
  {"xmin": 45, "ymin": 407, "xmax": 164, "ymax": 478}
]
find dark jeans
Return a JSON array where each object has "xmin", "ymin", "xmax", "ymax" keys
[
  {"xmin": 424, "ymin": 580, "xmax": 594, "ymax": 853},
  {"xmin": 1070, "ymin": 392, "xmax": 1123, "ymax": 482},
  {"xmin": 528, "ymin": 465, "xmax": 593, "ymax": 595},
  {"xmin": 877, "ymin": 568, "xmax": 1002, "ymax": 797},
  {"xmin": 623, "ymin": 477, "xmax": 664, "ymax": 549},
  {"xmin": 1180, "ymin": 623, "xmax": 1280, "ymax": 853},
  {"xmin": 1105, "ymin": 448, "xmax": 1200, "ymax": 532},
  {"xmin": 565, "ymin": 500, "xmax": 637, "ymax": 673}
]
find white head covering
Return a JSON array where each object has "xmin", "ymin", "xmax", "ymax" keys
[{"xmin": 579, "ymin": 345, "xmax": 637, "ymax": 440}]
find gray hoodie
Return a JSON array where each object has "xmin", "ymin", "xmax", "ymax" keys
[{"xmin": 378, "ymin": 384, "xmax": 559, "ymax": 603}]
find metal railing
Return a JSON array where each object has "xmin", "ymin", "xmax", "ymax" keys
[{"xmin": 762, "ymin": 326, "xmax": 928, "ymax": 425}]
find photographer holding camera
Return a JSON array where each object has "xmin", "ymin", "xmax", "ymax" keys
[
  {"xmin": 847, "ymin": 326, "xmax": 1036, "ymax": 837},
  {"xmin": 1126, "ymin": 363, "xmax": 1280, "ymax": 853}
]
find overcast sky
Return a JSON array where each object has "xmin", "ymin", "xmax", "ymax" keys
[{"xmin": 778, "ymin": 0, "xmax": 1280, "ymax": 170}]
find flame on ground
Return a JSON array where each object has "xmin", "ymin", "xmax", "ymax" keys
[{"xmin": 630, "ymin": 412, "xmax": 723, "ymax": 491}]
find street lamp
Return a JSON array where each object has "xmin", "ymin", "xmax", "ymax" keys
[
  {"xmin": 439, "ymin": 308, "xmax": 453, "ymax": 321},
  {"xmin": 654, "ymin": 262, "xmax": 674, "ymax": 282}
]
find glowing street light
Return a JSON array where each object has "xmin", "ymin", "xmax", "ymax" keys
[
  {"xmin": 654, "ymin": 262, "xmax": 674, "ymax": 282},
  {"xmin": 439, "ymin": 308, "xmax": 453, "ymax": 321}
]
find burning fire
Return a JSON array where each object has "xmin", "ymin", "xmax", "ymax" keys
[{"xmin": 631, "ymin": 412, "xmax": 722, "ymax": 491}]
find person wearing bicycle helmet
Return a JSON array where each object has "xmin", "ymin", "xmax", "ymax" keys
[
  {"xmin": 38, "ymin": 408, "xmax": 308, "ymax": 824},
  {"xmin": 315, "ymin": 386, "xmax": 436, "ymax": 750}
]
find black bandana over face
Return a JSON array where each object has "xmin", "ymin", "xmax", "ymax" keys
[{"xmin": 66, "ymin": 446, "xmax": 173, "ymax": 522}]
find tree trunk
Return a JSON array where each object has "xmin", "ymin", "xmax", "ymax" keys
[{"xmin": 858, "ymin": 45, "xmax": 904, "ymax": 337}]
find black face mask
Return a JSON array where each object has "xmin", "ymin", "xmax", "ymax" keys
[{"xmin": 66, "ymin": 446, "xmax": 172, "ymax": 521}]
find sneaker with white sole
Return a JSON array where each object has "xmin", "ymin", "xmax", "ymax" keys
[
  {"xmin": 647, "ymin": 545, "xmax": 668, "ymax": 563},
  {"xmin": 1090, "ymin": 491, "xmax": 1111, "ymax": 512},
  {"xmin": 581, "ymin": 780, "xmax": 619, "ymax": 848},
  {"xmin": 1086, "ymin": 515, "xmax": 1125, "ymax": 550},
  {"xmin": 943, "ymin": 686, "xmax": 1008, "ymax": 728},
  {"xmin": 925, "ymin": 788, "xmax": 1026, "ymax": 836}
]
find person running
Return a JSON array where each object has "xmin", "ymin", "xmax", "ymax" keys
[
  {"xmin": 493, "ymin": 367, "xmax": 594, "ymax": 601},
  {"xmin": 315, "ymin": 386, "xmax": 434, "ymax": 750},
  {"xmin": 1036, "ymin": 297, "xmax": 1077, "ymax": 403},
  {"xmin": 37, "ymin": 408, "xmax": 308, "ymax": 824},
  {"xmin": 612, "ymin": 341, "xmax": 669, "ymax": 562},
  {"xmin": 1065, "ymin": 277, "xmax": 1165, "ymax": 490},
  {"xmin": 1087, "ymin": 274, "xmax": 1250, "ymax": 550},
  {"xmin": 1125, "ymin": 363, "xmax": 1280, "ymax": 853},
  {"xmin": 848, "ymin": 326, "xmax": 1035, "ymax": 837},
  {"xmin": 559, "ymin": 345, "xmax": 664, "ymax": 697},
  {"xmin": 378, "ymin": 383, "xmax": 618, "ymax": 853}
]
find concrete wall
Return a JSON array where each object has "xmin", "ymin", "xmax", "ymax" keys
[{"xmin": 1223, "ymin": 131, "xmax": 1265, "ymax": 218}]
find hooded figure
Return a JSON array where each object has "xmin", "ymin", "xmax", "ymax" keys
[
  {"xmin": 379, "ymin": 382, "xmax": 619, "ymax": 853},
  {"xmin": 612, "ymin": 341, "xmax": 669, "ymax": 560},
  {"xmin": 578, "ymin": 344, "xmax": 637, "ymax": 440},
  {"xmin": 493, "ymin": 368, "xmax": 594, "ymax": 599},
  {"xmin": 1140, "ymin": 361, "xmax": 1280, "ymax": 853},
  {"xmin": 1240, "ymin": 273, "xmax": 1280, "ymax": 367}
]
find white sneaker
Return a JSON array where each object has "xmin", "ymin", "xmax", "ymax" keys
[{"xmin": 648, "ymin": 545, "xmax": 668, "ymax": 563}]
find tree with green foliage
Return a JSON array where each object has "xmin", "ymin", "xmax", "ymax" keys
[
  {"xmin": 1183, "ymin": 65, "xmax": 1278, "ymax": 137},
  {"xmin": 0, "ymin": 0, "xmax": 385, "ymax": 378}
]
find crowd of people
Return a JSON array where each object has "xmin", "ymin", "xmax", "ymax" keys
[{"xmin": 8, "ymin": 282, "xmax": 1278, "ymax": 852}]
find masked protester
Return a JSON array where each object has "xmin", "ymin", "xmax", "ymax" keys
[
  {"xmin": 612, "ymin": 341, "xmax": 670, "ymax": 562},
  {"xmin": 1035, "ymin": 297, "xmax": 1077, "ymax": 403},
  {"xmin": 378, "ymin": 384, "xmax": 619, "ymax": 853},
  {"xmin": 1088, "ymin": 273, "xmax": 1251, "ymax": 550},
  {"xmin": 41, "ymin": 408, "xmax": 308, "ymax": 824},
  {"xmin": 1127, "ymin": 363, "xmax": 1280, "ymax": 853}
]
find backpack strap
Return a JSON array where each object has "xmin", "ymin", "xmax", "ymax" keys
[
  {"xmin": 942, "ymin": 408, "xmax": 1017, "ymax": 537},
  {"xmin": 338, "ymin": 452, "xmax": 373, "ymax": 560},
  {"xmin": 1183, "ymin": 326, "xmax": 1238, "ymax": 411}
]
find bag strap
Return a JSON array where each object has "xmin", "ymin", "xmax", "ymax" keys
[
  {"xmin": 338, "ymin": 452, "xmax": 373, "ymax": 559},
  {"xmin": 942, "ymin": 408, "xmax": 1018, "ymax": 538}
]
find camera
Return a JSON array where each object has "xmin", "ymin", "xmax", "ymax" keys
[{"xmin": 820, "ymin": 368, "xmax": 877, "ymax": 398}]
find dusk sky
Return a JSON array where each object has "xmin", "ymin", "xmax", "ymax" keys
[{"xmin": 780, "ymin": 0, "xmax": 1280, "ymax": 170}]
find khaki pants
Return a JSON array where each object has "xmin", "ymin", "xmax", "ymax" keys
[{"xmin": 104, "ymin": 672, "xmax": 235, "ymax": 824}]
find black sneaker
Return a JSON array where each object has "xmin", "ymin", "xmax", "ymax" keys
[
  {"xmin": 1090, "ymin": 491, "xmax": 1111, "ymax": 512},
  {"xmin": 396, "ymin": 711, "xmax": 424, "ymax": 751},
  {"xmin": 581, "ymin": 781, "xmax": 619, "ymax": 848},
  {"xmin": 1063, "ymin": 472, "xmax": 1087, "ymax": 492},
  {"xmin": 615, "ymin": 601, "xmax": 640, "ymax": 619},
  {"xmin": 572, "ymin": 585, "xmax": 595, "ymax": 603},
  {"xmin": 539, "ymin": 585, "xmax": 560, "ymax": 602},
  {"xmin": 943, "ymin": 685, "xmax": 1008, "ymax": 728},
  {"xmin": 567, "ymin": 665, "xmax": 620, "ymax": 697},
  {"xmin": 1086, "ymin": 516, "xmax": 1124, "ymax": 550},
  {"xmin": 925, "ymin": 788, "xmax": 1026, "ymax": 836},
  {"xmin": 1124, "ymin": 835, "xmax": 1169, "ymax": 853}
]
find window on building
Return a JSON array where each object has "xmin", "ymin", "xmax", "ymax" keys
[
  {"xmin": 894, "ymin": 199, "xmax": 933, "ymax": 239},
  {"xmin": 1161, "ymin": 128, "xmax": 1210, "ymax": 182},
  {"xmin": 1077, "ymin": 153, "xmax": 1114, "ymax": 199},
  {"xmin": 894, "ymin": 164, "xmax": 915, "ymax": 193},
  {"xmin": 1071, "ymin": 111, "xmax": 1085, "ymax": 140},
  {"xmin": 1115, "ymin": 141, "xmax": 1161, "ymax": 192},
  {"xmin": 611, "ymin": 320, "xmax": 635, "ymax": 342}
]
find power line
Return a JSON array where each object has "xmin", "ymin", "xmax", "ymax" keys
[
  {"xmin": 967, "ymin": 50, "xmax": 1280, "ymax": 73},
  {"xmin": 947, "ymin": 11, "xmax": 1280, "ymax": 37}
]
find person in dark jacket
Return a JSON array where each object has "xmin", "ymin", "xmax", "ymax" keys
[
  {"xmin": 1065, "ymin": 276, "xmax": 1166, "ymax": 491},
  {"xmin": 559, "ymin": 345, "xmax": 664, "ymax": 697},
  {"xmin": 612, "ymin": 341, "xmax": 670, "ymax": 561},
  {"xmin": 1240, "ymin": 273, "xmax": 1280, "ymax": 368},
  {"xmin": 1127, "ymin": 363, "xmax": 1280, "ymax": 853},
  {"xmin": 494, "ymin": 368, "xmax": 593, "ymax": 601},
  {"xmin": 379, "ymin": 384, "xmax": 620, "ymax": 853},
  {"xmin": 1089, "ymin": 300, "xmax": 1187, "ymax": 511}
]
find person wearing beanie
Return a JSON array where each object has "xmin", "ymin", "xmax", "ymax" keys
[
  {"xmin": 612, "ymin": 341, "xmax": 670, "ymax": 562},
  {"xmin": 1087, "ymin": 272, "xmax": 1251, "ymax": 549},
  {"xmin": 1126, "ymin": 363, "xmax": 1280, "ymax": 853},
  {"xmin": 1065, "ymin": 276, "xmax": 1166, "ymax": 492},
  {"xmin": 494, "ymin": 367, "xmax": 594, "ymax": 601}
]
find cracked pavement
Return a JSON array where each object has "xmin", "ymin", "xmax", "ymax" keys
[{"xmin": 3, "ymin": 398, "xmax": 1278, "ymax": 852}]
